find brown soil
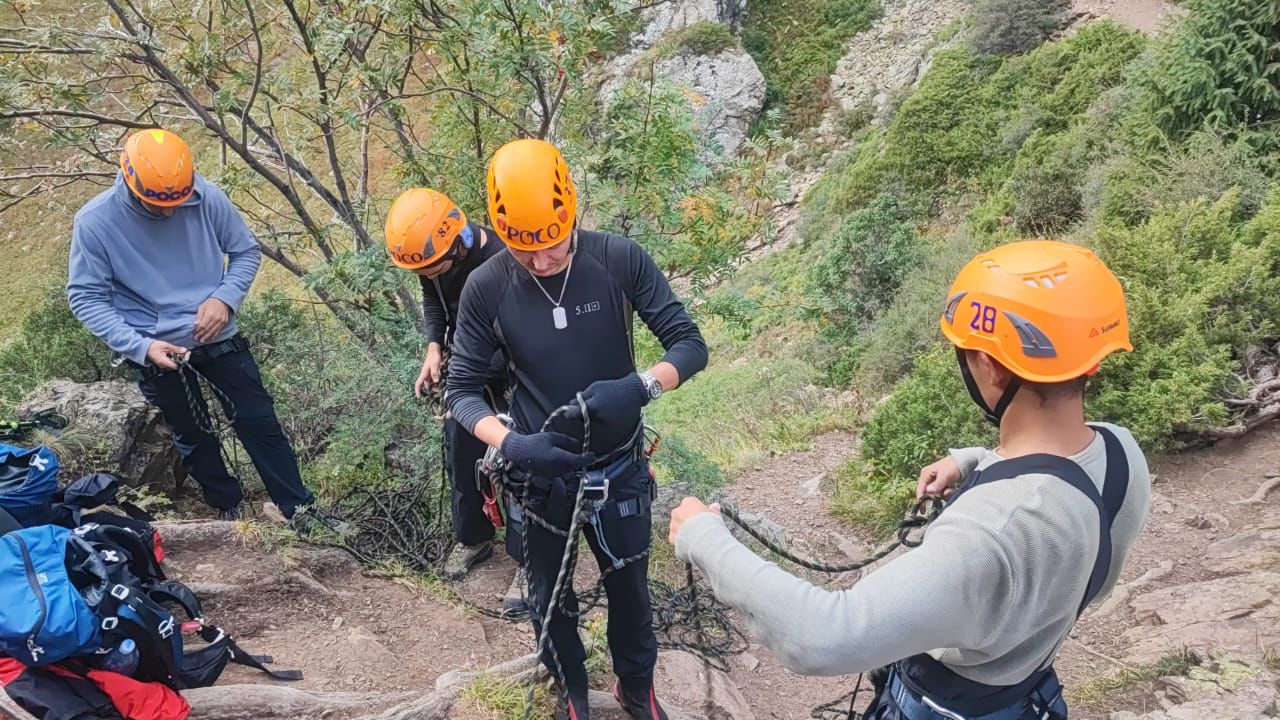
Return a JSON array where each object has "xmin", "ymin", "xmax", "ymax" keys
[
  {"xmin": 164, "ymin": 527, "xmax": 530, "ymax": 696},
  {"xmin": 1071, "ymin": 0, "xmax": 1178, "ymax": 34},
  {"xmin": 711, "ymin": 431, "xmax": 873, "ymax": 719}
]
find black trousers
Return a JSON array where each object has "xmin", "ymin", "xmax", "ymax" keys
[
  {"xmin": 522, "ymin": 460, "xmax": 656, "ymax": 694},
  {"xmin": 137, "ymin": 349, "xmax": 313, "ymax": 517},
  {"xmin": 443, "ymin": 416, "xmax": 522, "ymax": 561}
]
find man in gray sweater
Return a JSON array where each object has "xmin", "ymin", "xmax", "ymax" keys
[
  {"xmin": 670, "ymin": 240, "xmax": 1151, "ymax": 719},
  {"xmin": 68, "ymin": 129, "xmax": 329, "ymax": 531}
]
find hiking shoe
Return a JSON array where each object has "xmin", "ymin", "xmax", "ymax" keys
[
  {"xmin": 613, "ymin": 682, "xmax": 668, "ymax": 720},
  {"xmin": 442, "ymin": 542, "xmax": 493, "ymax": 580},
  {"xmin": 289, "ymin": 505, "xmax": 351, "ymax": 537},
  {"xmin": 501, "ymin": 571, "xmax": 528, "ymax": 617},
  {"xmin": 216, "ymin": 505, "xmax": 243, "ymax": 521},
  {"xmin": 555, "ymin": 685, "xmax": 590, "ymax": 720}
]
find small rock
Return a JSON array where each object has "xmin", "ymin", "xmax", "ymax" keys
[
  {"xmin": 738, "ymin": 652, "xmax": 761, "ymax": 672},
  {"xmin": 261, "ymin": 502, "xmax": 287, "ymax": 523},
  {"xmin": 332, "ymin": 616, "xmax": 344, "ymax": 630}
]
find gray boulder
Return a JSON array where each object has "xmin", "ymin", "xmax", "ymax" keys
[
  {"xmin": 18, "ymin": 379, "xmax": 181, "ymax": 489},
  {"xmin": 652, "ymin": 49, "xmax": 766, "ymax": 158},
  {"xmin": 599, "ymin": 0, "xmax": 764, "ymax": 159}
]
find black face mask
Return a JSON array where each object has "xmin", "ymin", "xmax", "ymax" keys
[{"xmin": 955, "ymin": 348, "xmax": 1021, "ymax": 427}]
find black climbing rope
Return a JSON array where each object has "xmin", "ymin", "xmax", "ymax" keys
[
  {"xmin": 718, "ymin": 496, "xmax": 943, "ymax": 574},
  {"xmin": 173, "ymin": 355, "xmax": 252, "ymax": 496}
]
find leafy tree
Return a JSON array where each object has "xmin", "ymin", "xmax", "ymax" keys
[{"xmin": 0, "ymin": 0, "xmax": 783, "ymax": 342}]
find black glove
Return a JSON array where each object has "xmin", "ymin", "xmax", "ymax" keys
[
  {"xmin": 501, "ymin": 431, "xmax": 596, "ymax": 478},
  {"xmin": 572, "ymin": 373, "xmax": 648, "ymax": 429},
  {"xmin": 560, "ymin": 374, "xmax": 650, "ymax": 453}
]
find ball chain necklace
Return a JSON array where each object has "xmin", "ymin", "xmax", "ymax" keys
[{"xmin": 525, "ymin": 236, "xmax": 575, "ymax": 330}]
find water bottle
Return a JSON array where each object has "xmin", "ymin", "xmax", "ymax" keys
[{"xmin": 100, "ymin": 639, "xmax": 139, "ymax": 676}]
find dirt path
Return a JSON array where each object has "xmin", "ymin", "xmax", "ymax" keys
[
  {"xmin": 162, "ymin": 524, "xmax": 531, "ymax": 696},
  {"xmin": 708, "ymin": 430, "xmax": 876, "ymax": 719},
  {"xmin": 161, "ymin": 418, "xmax": 1280, "ymax": 719}
]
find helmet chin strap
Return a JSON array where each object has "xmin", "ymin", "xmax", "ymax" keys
[{"xmin": 955, "ymin": 348, "xmax": 1021, "ymax": 427}]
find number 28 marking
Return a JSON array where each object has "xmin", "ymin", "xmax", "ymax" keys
[{"xmin": 969, "ymin": 302, "xmax": 997, "ymax": 333}]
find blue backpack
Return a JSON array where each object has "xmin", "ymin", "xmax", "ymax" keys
[
  {"xmin": 0, "ymin": 444, "xmax": 60, "ymax": 528},
  {"xmin": 0, "ymin": 525, "xmax": 102, "ymax": 665}
]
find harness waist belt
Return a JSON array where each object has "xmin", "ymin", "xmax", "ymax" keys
[
  {"xmin": 131, "ymin": 335, "xmax": 251, "ymax": 380},
  {"xmin": 581, "ymin": 422, "xmax": 646, "ymax": 471},
  {"xmin": 887, "ymin": 666, "xmax": 1064, "ymax": 720}
]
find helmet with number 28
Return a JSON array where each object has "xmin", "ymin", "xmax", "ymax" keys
[{"xmin": 941, "ymin": 240, "xmax": 1131, "ymax": 384}]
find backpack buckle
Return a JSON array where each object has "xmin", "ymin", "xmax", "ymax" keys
[
  {"xmin": 101, "ymin": 617, "xmax": 119, "ymax": 631},
  {"xmin": 110, "ymin": 584, "xmax": 130, "ymax": 600}
]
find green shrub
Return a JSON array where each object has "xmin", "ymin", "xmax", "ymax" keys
[
  {"xmin": 848, "ymin": 227, "xmax": 984, "ymax": 391},
  {"xmin": 653, "ymin": 21, "xmax": 737, "ymax": 58},
  {"xmin": 1090, "ymin": 188, "xmax": 1280, "ymax": 450},
  {"xmin": 1009, "ymin": 134, "xmax": 1086, "ymax": 235},
  {"xmin": 238, "ymin": 291, "xmax": 441, "ymax": 501},
  {"xmin": 742, "ymin": 0, "xmax": 882, "ymax": 127},
  {"xmin": 881, "ymin": 47, "xmax": 1002, "ymax": 191},
  {"xmin": 651, "ymin": 434, "xmax": 725, "ymax": 497},
  {"xmin": 851, "ymin": 344, "xmax": 995, "ymax": 524},
  {"xmin": 807, "ymin": 193, "xmax": 924, "ymax": 338},
  {"xmin": 969, "ymin": 0, "xmax": 1069, "ymax": 56},
  {"xmin": 1132, "ymin": 0, "xmax": 1280, "ymax": 145},
  {"xmin": 0, "ymin": 287, "xmax": 128, "ymax": 413},
  {"xmin": 1090, "ymin": 132, "xmax": 1274, "ymax": 227}
]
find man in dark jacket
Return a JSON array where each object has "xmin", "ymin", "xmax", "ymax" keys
[
  {"xmin": 447, "ymin": 139, "xmax": 708, "ymax": 720},
  {"xmin": 384, "ymin": 188, "xmax": 523, "ymax": 610}
]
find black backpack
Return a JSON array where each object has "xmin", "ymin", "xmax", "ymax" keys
[{"xmin": 65, "ymin": 521, "xmax": 302, "ymax": 689}]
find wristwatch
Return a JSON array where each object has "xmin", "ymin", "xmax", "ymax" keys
[{"xmin": 639, "ymin": 371, "xmax": 663, "ymax": 401}]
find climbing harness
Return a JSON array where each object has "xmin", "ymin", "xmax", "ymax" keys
[{"xmin": 820, "ymin": 426, "xmax": 1129, "ymax": 719}]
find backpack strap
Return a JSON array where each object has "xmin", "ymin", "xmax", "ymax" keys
[
  {"xmin": 224, "ymin": 637, "xmax": 303, "ymax": 681},
  {"xmin": 95, "ymin": 583, "xmax": 187, "ymax": 689}
]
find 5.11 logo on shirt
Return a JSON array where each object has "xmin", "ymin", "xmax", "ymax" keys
[{"xmin": 575, "ymin": 300, "xmax": 601, "ymax": 316}]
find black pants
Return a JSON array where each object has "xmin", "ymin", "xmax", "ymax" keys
[
  {"xmin": 137, "ymin": 349, "xmax": 313, "ymax": 517},
  {"xmin": 443, "ymin": 416, "xmax": 522, "ymax": 561},
  {"xmin": 523, "ymin": 460, "xmax": 656, "ymax": 694}
]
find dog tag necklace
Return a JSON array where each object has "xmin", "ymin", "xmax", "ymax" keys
[{"xmin": 527, "ymin": 248, "xmax": 575, "ymax": 330}]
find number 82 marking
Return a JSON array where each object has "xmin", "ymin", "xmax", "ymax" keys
[{"xmin": 969, "ymin": 302, "xmax": 997, "ymax": 333}]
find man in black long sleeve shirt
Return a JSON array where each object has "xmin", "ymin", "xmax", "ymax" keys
[
  {"xmin": 447, "ymin": 140, "xmax": 707, "ymax": 720},
  {"xmin": 384, "ymin": 189, "xmax": 521, "ymax": 593}
]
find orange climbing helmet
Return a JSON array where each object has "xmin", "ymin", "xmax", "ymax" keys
[
  {"xmin": 384, "ymin": 188, "xmax": 469, "ymax": 270},
  {"xmin": 486, "ymin": 139, "xmax": 577, "ymax": 251},
  {"xmin": 941, "ymin": 240, "xmax": 1132, "ymax": 384},
  {"xmin": 119, "ymin": 129, "xmax": 195, "ymax": 207}
]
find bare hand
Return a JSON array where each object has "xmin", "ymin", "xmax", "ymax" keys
[
  {"xmin": 193, "ymin": 298, "xmax": 231, "ymax": 344},
  {"xmin": 145, "ymin": 340, "xmax": 189, "ymax": 370},
  {"xmin": 917, "ymin": 455, "xmax": 962, "ymax": 500},
  {"xmin": 414, "ymin": 345, "xmax": 444, "ymax": 399},
  {"xmin": 668, "ymin": 496, "xmax": 720, "ymax": 546}
]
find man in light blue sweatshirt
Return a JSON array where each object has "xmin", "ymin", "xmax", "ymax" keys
[{"xmin": 67, "ymin": 128, "xmax": 317, "ymax": 525}]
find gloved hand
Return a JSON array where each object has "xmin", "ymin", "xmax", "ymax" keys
[
  {"xmin": 500, "ymin": 431, "xmax": 596, "ymax": 478},
  {"xmin": 571, "ymin": 373, "xmax": 648, "ymax": 429}
]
